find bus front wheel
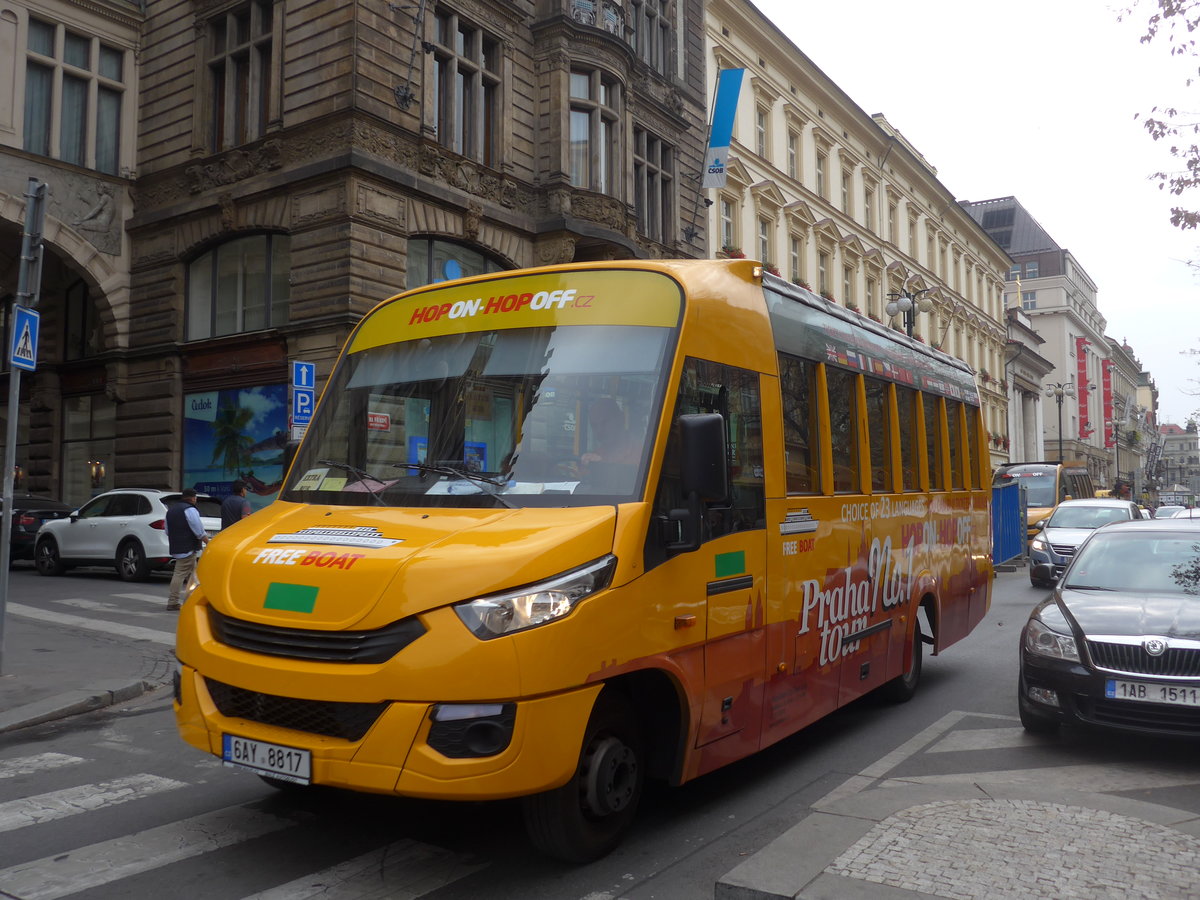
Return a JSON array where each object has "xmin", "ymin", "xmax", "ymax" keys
[
  {"xmin": 522, "ymin": 690, "xmax": 644, "ymax": 862},
  {"xmin": 880, "ymin": 624, "xmax": 923, "ymax": 703}
]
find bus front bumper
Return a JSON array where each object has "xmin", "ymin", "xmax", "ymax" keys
[{"xmin": 175, "ymin": 664, "xmax": 601, "ymax": 801}]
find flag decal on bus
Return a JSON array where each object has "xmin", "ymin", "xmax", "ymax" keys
[
  {"xmin": 264, "ymin": 583, "xmax": 319, "ymax": 613},
  {"xmin": 714, "ymin": 551, "xmax": 746, "ymax": 578}
]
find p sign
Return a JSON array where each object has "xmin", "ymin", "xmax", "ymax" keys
[{"xmin": 292, "ymin": 387, "xmax": 315, "ymax": 425}]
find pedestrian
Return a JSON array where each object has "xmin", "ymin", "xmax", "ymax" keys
[
  {"xmin": 166, "ymin": 488, "xmax": 209, "ymax": 611},
  {"xmin": 221, "ymin": 479, "xmax": 252, "ymax": 529}
]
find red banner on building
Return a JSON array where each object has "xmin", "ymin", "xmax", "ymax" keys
[
  {"xmin": 1075, "ymin": 337, "xmax": 1091, "ymax": 439},
  {"xmin": 1101, "ymin": 360, "xmax": 1114, "ymax": 448}
]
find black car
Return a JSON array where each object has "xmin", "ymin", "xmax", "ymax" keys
[
  {"xmin": 6, "ymin": 494, "xmax": 73, "ymax": 561},
  {"xmin": 1019, "ymin": 518, "xmax": 1200, "ymax": 736}
]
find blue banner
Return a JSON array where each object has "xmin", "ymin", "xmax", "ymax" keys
[{"xmin": 702, "ymin": 68, "xmax": 745, "ymax": 189}]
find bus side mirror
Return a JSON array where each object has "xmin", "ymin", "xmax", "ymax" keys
[{"xmin": 666, "ymin": 413, "xmax": 728, "ymax": 553}]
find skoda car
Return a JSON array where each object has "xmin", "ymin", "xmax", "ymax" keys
[
  {"xmin": 1028, "ymin": 497, "xmax": 1143, "ymax": 588},
  {"xmin": 1019, "ymin": 518, "xmax": 1200, "ymax": 736},
  {"xmin": 35, "ymin": 489, "xmax": 221, "ymax": 581}
]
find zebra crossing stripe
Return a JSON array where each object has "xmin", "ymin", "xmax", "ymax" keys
[
  {"xmin": 241, "ymin": 839, "xmax": 487, "ymax": 899},
  {"xmin": 6, "ymin": 602, "xmax": 177, "ymax": 645},
  {"xmin": 0, "ymin": 804, "xmax": 298, "ymax": 900},
  {"xmin": 0, "ymin": 774, "xmax": 185, "ymax": 834},
  {"xmin": 54, "ymin": 598, "xmax": 161, "ymax": 619},
  {"xmin": 113, "ymin": 592, "xmax": 173, "ymax": 605},
  {"xmin": 0, "ymin": 753, "xmax": 85, "ymax": 780}
]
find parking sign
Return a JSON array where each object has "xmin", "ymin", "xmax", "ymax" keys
[{"xmin": 292, "ymin": 388, "xmax": 315, "ymax": 425}]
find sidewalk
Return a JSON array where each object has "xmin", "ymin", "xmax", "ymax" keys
[{"xmin": 0, "ymin": 609, "xmax": 174, "ymax": 733}]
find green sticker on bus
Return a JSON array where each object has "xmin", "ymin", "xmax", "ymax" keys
[
  {"xmin": 714, "ymin": 551, "xmax": 746, "ymax": 578},
  {"xmin": 265, "ymin": 583, "xmax": 319, "ymax": 613}
]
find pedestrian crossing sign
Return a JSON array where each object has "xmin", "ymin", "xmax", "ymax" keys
[{"xmin": 9, "ymin": 306, "xmax": 39, "ymax": 372}]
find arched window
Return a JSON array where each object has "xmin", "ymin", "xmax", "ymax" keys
[
  {"xmin": 407, "ymin": 238, "xmax": 506, "ymax": 289},
  {"xmin": 187, "ymin": 234, "xmax": 290, "ymax": 340}
]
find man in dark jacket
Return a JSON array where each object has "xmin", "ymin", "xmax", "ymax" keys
[
  {"xmin": 166, "ymin": 488, "xmax": 208, "ymax": 611},
  {"xmin": 221, "ymin": 480, "xmax": 252, "ymax": 529}
]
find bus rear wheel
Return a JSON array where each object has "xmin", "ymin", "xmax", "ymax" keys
[
  {"xmin": 880, "ymin": 624, "xmax": 923, "ymax": 703},
  {"xmin": 522, "ymin": 690, "xmax": 644, "ymax": 862}
]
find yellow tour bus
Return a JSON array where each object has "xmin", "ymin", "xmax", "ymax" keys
[{"xmin": 174, "ymin": 259, "xmax": 992, "ymax": 861}]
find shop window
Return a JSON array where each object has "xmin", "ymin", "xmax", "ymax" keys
[
  {"xmin": 406, "ymin": 237, "xmax": 506, "ymax": 289},
  {"xmin": 187, "ymin": 233, "xmax": 290, "ymax": 340},
  {"xmin": 62, "ymin": 393, "xmax": 115, "ymax": 505},
  {"xmin": 65, "ymin": 280, "xmax": 102, "ymax": 360}
]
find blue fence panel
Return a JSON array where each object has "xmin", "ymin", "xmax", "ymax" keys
[{"xmin": 992, "ymin": 482, "xmax": 1024, "ymax": 565}]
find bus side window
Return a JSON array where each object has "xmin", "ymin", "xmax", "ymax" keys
[
  {"xmin": 924, "ymin": 394, "xmax": 945, "ymax": 491},
  {"xmin": 779, "ymin": 353, "xmax": 820, "ymax": 494},
  {"xmin": 946, "ymin": 400, "xmax": 964, "ymax": 491},
  {"xmin": 964, "ymin": 405, "xmax": 982, "ymax": 490},
  {"xmin": 864, "ymin": 376, "xmax": 891, "ymax": 493},
  {"xmin": 826, "ymin": 367, "xmax": 860, "ymax": 493},
  {"xmin": 897, "ymin": 385, "xmax": 920, "ymax": 492}
]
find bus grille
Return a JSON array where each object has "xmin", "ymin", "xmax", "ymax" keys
[
  {"xmin": 208, "ymin": 609, "xmax": 425, "ymax": 664},
  {"xmin": 205, "ymin": 678, "xmax": 386, "ymax": 741},
  {"xmin": 1087, "ymin": 641, "xmax": 1200, "ymax": 678}
]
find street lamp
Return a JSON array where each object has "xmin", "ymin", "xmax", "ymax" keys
[
  {"xmin": 1107, "ymin": 420, "xmax": 1121, "ymax": 493},
  {"xmin": 1044, "ymin": 381, "xmax": 1075, "ymax": 463},
  {"xmin": 885, "ymin": 288, "xmax": 934, "ymax": 338}
]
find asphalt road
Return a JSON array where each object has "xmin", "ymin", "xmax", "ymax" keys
[{"xmin": 1, "ymin": 563, "xmax": 1198, "ymax": 899}]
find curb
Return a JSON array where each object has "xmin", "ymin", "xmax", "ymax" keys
[{"xmin": 0, "ymin": 679, "xmax": 157, "ymax": 734}]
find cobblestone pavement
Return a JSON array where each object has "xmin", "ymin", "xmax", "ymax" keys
[{"xmin": 827, "ymin": 797, "xmax": 1200, "ymax": 900}]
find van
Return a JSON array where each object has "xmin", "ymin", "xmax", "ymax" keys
[{"xmin": 992, "ymin": 461, "xmax": 1094, "ymax": 538}]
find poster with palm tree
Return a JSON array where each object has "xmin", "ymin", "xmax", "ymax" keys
[{"xmin": 184, "ymin": 384, "xmax": 287, "ymax": 512}]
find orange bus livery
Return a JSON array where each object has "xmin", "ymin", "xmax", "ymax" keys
[{"xmin": 173, "ymin": 259, "xmax": 992, "ymax": 861}]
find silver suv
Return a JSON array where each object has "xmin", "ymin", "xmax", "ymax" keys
[{"xmin": 35, "ymin": 489, "xmax": 221, "ymax": 581}]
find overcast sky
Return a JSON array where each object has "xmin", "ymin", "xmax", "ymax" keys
[{"xmin": 751, "ymin": 0, "xmax": 1200, "ymax": 426}]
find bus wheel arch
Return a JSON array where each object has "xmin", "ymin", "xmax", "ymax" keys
[
  {"xmin": 881, "ymin": 594, "xmax": 935, "ymax": 703},
  {"xmin": 522, "ymin": 686, "xmax": 646, "ymax": 862}
]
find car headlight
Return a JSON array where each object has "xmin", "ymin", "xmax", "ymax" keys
[
  {"xmin": 1024, "ymin": 616, "xmax": 1079, "ymax": 662},
  {"xmin": 1030, "ymin": 537, "xmax": 1048, "ymax": 553},
  {"xmin": 455, "ymin": 555, "xmax": 616, "ymax": 639}
]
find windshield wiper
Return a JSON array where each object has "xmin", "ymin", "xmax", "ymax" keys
[
  {"xmin": 394, "ymin": 463, "xmax": 515, "ymax": 508},
  {"xmin": 317, "ymin": 459, "xmax": 388, "ymax": 506}
]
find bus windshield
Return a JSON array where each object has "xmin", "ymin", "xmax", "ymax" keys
[
  {"xmin": 282, "ymin": 323, "xmax": 673, "ymax": 508},
  {"xmin": 994, "ymin": 465, "xmax": 1057, "ymax": 507}
]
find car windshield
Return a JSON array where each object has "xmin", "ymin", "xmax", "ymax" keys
[
  {"xmin": 1065, "ymin": 532, "xmax": 1200, "ymax": 594},
  {"xmin": 281, "ymin": 324, "xmax": 674, "ymax": 508},
  {"xmin": 1046, "ymin": 505, "xmax": 1130, "ymax": 529}
]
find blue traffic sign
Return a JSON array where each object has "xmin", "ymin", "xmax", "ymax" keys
[
  {"xmin": 292, "ymin": 387, "xmax": 315, "ymax": 425},
  {"xmin": 9, "ymin": 306, "xmax": 39, "ymax": 372},
  {"xmin": 292, "ymin": 361, "xmax": 315, "ymax": 389}
]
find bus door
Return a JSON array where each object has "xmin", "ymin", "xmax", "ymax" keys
[{"xmin": 652, "ymin": 360, "xmax": 768, "ymax": 752}]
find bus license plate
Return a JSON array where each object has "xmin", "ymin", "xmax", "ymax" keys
[
  {"xmin": 222, "ymin": 734, "xmax": 311, "ymax": 784},
  {"xmin": 1105, "ymin": 680, "xmax": 1200, "ymax": 707}
]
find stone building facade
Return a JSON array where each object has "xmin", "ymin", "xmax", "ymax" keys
[{"xmin": 0, "ymin": 0, "xmax": 708, "ymax": 505}]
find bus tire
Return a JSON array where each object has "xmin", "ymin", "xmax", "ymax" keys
[
  {"xmin": 880, "ymin": 624, "xmax": 923, "ymax": 703},
  {"xmin": 522, "ymin": 690, "xmax": 643, "ymax": 862}
]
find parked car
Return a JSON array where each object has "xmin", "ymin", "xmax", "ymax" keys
[
  {"xmin": 1028, "ymin": 497, "xmax": 1144, "ymax": 588},
  {"xmin": 1172, "ymin": 508, "xmax": 1200, "ymax": 519},
  {"xmin": 34, "ymin": 489, "xmax": 221, "ymax": 581},
  {"xmin": 1155, "ymin": 505, "xmax": 1186, "ymax": 519},
  {"xmin": 6, "ymin": 494, "xmax": 72, "ymax": 561},
  {"xmin": 1019, "ymin": 518, "xmax": 1200, "ymax": 736}
]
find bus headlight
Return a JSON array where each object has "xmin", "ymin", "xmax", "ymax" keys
[{"xmin": 454, "ymin": 555, "xmax": 617, "ymax": 639}]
